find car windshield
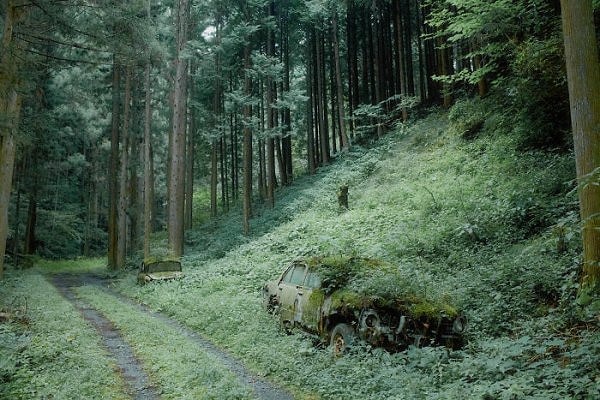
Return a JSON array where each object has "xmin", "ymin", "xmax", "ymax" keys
[{"xmin": 145, "ymin": 261, "xmax": 181, "ymax": 273}]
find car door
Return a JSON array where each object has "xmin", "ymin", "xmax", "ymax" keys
[
  {"xmin": 278, "ymin": 262, "xmax": 308, "ymax": 325},
  {"xmin": 298, "ymin": 270, "xmax": 323, "ymax": 332}
]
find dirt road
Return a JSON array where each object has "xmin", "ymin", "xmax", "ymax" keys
[{"xmin": 50, "ymin": 273, "xmax": 293, "ymax": 400}]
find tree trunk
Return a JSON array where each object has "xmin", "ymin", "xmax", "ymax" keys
[
  {"xmin": 210, "ymin": 140, "xmax": 218, "ymax": 217},
  {"xmin": 402, "ymin": 0, "xmax": 415, "ymax": 96},
  {"xmin": 281, "ymin": 8, "xmax": 293, "ymax": 183},
  {"xmin": 220, "ymin": 137, "xmax": 228, "ymax": 211},
  {"xmin": 0, "ymin": 133, "xmax": 17, "ymax": 278},
  {"xmin": 560, "ymin": 0, "xmax": 600, "ymax": 290},
  {"xmin": 393, "ymin": 0, "xmax": 408, "ymax": 121},
  {"xmin": 230, "ymin": 109, "xmax": 239, "ymax": 200},
  {"xmin": 415, "ymin": 0, "xmax": 427, "ymax": 103},
  {"xmin": 266, "ymin": 8, "xmax": 277, "ymax": 206},
  {"xmin": 117, "ymin": 66, "xmax": 132, "ymax": 268},
  {"xmin": 185, "ymin": 63, "xmax": 195, "ymax": 230},
  {"xmin": 315, "ymin": 28, "xmax": 330, "ymax": 165},
  {"xmin": 346, "ymin": 0, "xmax": 359, "ymax": 137},
  {"xmin": 143, "ymin": 0, "xmax": 154, "ymax": 260},
  {"xmin": 108, "ymin": 57, "xmax": 120, "ymax": 269},
  {"xmin": 168, "ymin": 0, "xmax": 190, "ymax": 258},
  {"xmin": 0, "ymin": 2, "xmax": 24, "ymax": 277},
  {"xmin": 242, "ymin": 45, "xmax": 253, "ymax": 234},
  {"xmin": 143, "ymin": 122, "xmax": 153, "ymax": 260},
  {"xmin": 12, "ymin": 166, "xmax": 21, "ymax": 265},
  {"xmin": 24, "ymin": 192, "xmax": 37, "ymax": 255},
  {"xmin": 306, "ymin": 37, "xmax": 316, "ymax": 174},
  {"xmin": 332, "ymin": 10, "xmax": 350, "ymax": 151},
  {"xmin": 85, "ymin": 145, "xmax": 99, "ymax": 257},
  {"xmin": 266, "ymin": 137, "xmax": 276, "ymax": 207}
]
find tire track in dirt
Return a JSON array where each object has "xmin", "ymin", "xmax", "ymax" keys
[
  {"xmin": 51, "ymin": 274, "xmax": 160, "ymax": 400},
  {"xmin": 50, "ymin": 273, "xmax": 294, "ymax": 400}
]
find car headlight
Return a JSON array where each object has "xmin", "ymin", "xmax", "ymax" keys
[{"xmin": 452, "ymin": 315, "xmax": 467, "ymax": 334}]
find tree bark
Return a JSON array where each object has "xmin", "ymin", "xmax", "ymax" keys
[
  {"xmin": 266, "ymin": 7, "xmax": 277, "ymax": 206},
  {"xmin": 210, "ymin": 140, "xmax": 218, "ymax": 217},
  {"xmin": 0, "ymin": 130, "xmax": 18, "ymax": 278},
  {"xmin": 332, "ymin": 10, "xmax": 350, "ymax": 151},
  {"xmin": 185, "ymin": 79, "xmax": 194, "ymax": 229},
  {"xmin": 168, "ymin": 0, "xmax": 190, "ymax": 258},
  {"xmin": 0, "ymin": 3, "xmax": 25, "ymax": 276},
  {"xmin": 24, "ymin": 192, "xmax": 37, "ymax": 255},
  {"xmin": 108, "ymin": 57, "xmax": 120, "ymax": 269},
  {"xmin": 117, "ymin": 66, "xmax": 132, "ymax": 268},
  {"xmin": 315, "ymin": 28, "xmax": 330, "ymax": 165},
  {"xmin": 242, "ymin": 45, "xmax": 253, "ymax": 234},
  {"xmin": 143, "ymin": 0, "xmax": 153, "ymax": 260},
  {"xmin": 560, "ymin": 0, "xmax": 600, "ymax": 289},
  {"xmin": 402, "ymin": 0, "xmax": 415, "ymax": 96},
  {"xmin": 306, "ymin": 37, "xmax": 316, "ymax": 174},
  {"xmin": 281, "ymin": 7, "xmax": 293, "ymax": 183},
  {"xmin": 346, "ymin": 0, "xmax": 359, "ymax": 137},
  {"xmin": 393, "ymin": 0, "xmax": 408, "ymax": 121}
]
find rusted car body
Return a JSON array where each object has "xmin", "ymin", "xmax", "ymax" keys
[
  {"xmin": 137, "ymin": 260, "xmax": 183, "ymax": 285},
  {"xmin": 263, "ymin": 258, "xmax": 466, "ymax": 355}
]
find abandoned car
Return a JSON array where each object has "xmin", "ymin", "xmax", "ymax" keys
[
  {"xmin": 137, "ymin": 259, "xmax": 183, "ymax": 285},
  {"xmin": 263, "ymin": 256, "xmax": 466, "ymax": 355}
]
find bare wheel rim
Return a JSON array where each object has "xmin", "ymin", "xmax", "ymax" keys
[{"xmin": 333, "ymin": 333, "xmax": 345, "ymax": 356}]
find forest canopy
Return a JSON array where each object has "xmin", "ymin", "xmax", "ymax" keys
[{"xmin": 0, "ymin": 0, "xmax": 598, "ymax": 287}]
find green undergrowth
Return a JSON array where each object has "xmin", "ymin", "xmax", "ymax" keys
[
  {"xmin": 76, "ymin": 286, "xmax": 252, "ymax": 400},
  {"xmin": 111, "ymin": 106, "xmax": 598, "ymax": 398},
  {"xmin": 3, "ymin": 101, "xmax": 593, "ymax": 398},
  {"xmin": 0, "ymin": 272, "xmax": 125, "ymax": 399},
  {"xmin": 35, "ymin": 257, "xmax": 107, "ymax": 275}
]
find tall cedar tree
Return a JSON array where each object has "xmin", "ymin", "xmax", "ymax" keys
[
  {"xmin": 560, "ymin": 0, "xmax": 600, "ymax": 290},
  {"xmin": 108, "ymin": 58, "xmax": 120, "ymax": 269},
  {"xmin": 143, "ymin": 0, "xmax": 153, "ymax": 260},
  {"xmin": 168, "ymin": 0, "xmax": 190, "ymax": 258},
  {"xmin": 0, "ymin": 2, "xmax": 25, "ymax": 279}
]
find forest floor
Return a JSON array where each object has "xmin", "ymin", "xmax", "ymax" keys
[
  {"xmin": 50, "ymin": 273, "xmax": 160, "ymax": 400},
  {"xmin": 47, "ymin": 271, "xmax": 292, "ymax": 400},
  {"xmin": 2, "ymin": 107, "xmax": 599, "ymax": 399}
]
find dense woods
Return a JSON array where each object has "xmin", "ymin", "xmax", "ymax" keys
[
  {"xmin": 0, "ymin": 1, "xmax": 599, "ymax": 283},
  {"xmin": 1, "ymin": 1, "xmax": 600, "ymax": 398}
]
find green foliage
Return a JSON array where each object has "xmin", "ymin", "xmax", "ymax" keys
[
  {"xmin": 428, "ymin": 0, "xmax": 570, "ymax": 150},
  {"xmin": 35, "ymin": 257, "xmax": 107, "ymax": 274},
  {"xmin": 448, "ymin": 97, "xmax": 488, "ymax": 140},
  {"xmin": 2, "ymin": 101, "xmax": 600, "ymax": 400},
  {"xmin": 106, "ymin": 108, "xmax": 596, "ymax": 399}
]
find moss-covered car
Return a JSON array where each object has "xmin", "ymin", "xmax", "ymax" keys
[
  {"xmin": 137, "ymin": 260, "xmax": 183, "ymax": 285},
  {"xmin": 263, "ymin": 256, "xmax": 466, "ymax": 355}
]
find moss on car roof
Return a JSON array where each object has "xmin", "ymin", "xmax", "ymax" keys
[{"xmin": 305, "ymin": 256, "xmax": 459, "ymax": 319}]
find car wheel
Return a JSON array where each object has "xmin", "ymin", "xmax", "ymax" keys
[
  {"xmin": 330, "ymin": 323, "xmax": 355, "ymax": 357},
  {"xmin": 280, "ymin": 319, "xmax": 293, "ymax": 335},
  {"xmin": 265, "ymin": 295, "xmax": 278, "ymax": 313}
]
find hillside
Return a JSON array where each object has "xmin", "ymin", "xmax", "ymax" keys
[{"xmin": 108, "ymin": 106, "xmax": 597, "ymax": 399}]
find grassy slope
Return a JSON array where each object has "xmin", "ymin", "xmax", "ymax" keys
[{"xmin": 114, "ymin": 109, "xmax": 599, "ymax": 399}]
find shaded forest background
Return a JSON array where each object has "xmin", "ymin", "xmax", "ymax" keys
[{"xmin": 0, "ymin": 0, "xmax": 598, "ymax": 272}]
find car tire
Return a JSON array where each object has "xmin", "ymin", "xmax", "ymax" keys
[
  {"xmin": 330, "ymin": 323, "xmax": 356, "ymax": 357},
  {"xmin": 265, "ymin": 295, "xmax": 278, "ymax": 313}
]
